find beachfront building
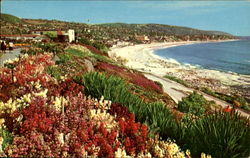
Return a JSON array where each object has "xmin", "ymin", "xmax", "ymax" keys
[
  {"xmin": 135, "ymin": 35, "xmax": 150, "ymax": 43},
  {"xmin": 31, "ymin": 29, "xmax": 75, "ymax": 42}
]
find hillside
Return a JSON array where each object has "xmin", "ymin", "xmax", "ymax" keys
[
  {"xmin": 0, "ymin": 13, "xmax": 22, "ymax": 24},
  {"xmin": 99, "ymin": 23, "xmax": 232, "ymax": 36},
  {"xmin": 0, "ymin": 13, "xmax": 234, "ymax": 45}
]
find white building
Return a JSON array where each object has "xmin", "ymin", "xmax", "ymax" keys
[{"xmin": 66, "ymin": 29, "xmax": 75, "ymax": 43}]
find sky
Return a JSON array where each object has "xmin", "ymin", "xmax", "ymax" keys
[{"xmin": 2, "ymin": 0, "xmax": 250, "ymax": 36}]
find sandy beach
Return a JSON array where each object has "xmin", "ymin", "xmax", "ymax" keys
[{"xmin": 109, "ymin": 41, "xmax": 250, "ymax": 95}]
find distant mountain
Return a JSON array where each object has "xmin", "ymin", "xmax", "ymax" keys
[
  {"xmin": 236, "ymin": 36, "xmax": 250, "ymax": 40},
  {"xmin": 99, "ymin": 23, "xmax": 233, "ymax": 36}
]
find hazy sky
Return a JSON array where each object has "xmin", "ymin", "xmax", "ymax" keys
[{"xmin": 2, "ymin": 1, "xmax": 250, "ymax": 36}]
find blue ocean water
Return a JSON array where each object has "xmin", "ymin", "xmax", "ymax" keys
[{"xmin": 154, "ymin": 40, "xmax": 250, "ymax": 75}]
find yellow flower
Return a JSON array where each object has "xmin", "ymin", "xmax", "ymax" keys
[
  {"xmin": 53, "ymin": 96, "xmax": 68, "ymax": 112},
  {"xmin": 34, "ymin": 89, "xmax": 48, "ymax": 98},
  {"xmin": 0, "ymin": 137, "xmax": 3, "ymax": 153},
  {"xmin": 186, "ymin": 150, "xmax": 191, "ymax": 156},
  {"xmin": 0, "ymin": 119, "xmax": 5, "ymax": 128}
]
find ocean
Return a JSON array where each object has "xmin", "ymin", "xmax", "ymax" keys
[{"xmin": 154, "ymin": 40, "xmax": 250, "ymax": 75}]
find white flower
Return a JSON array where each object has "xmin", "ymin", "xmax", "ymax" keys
[
  {"xmin": 58, "ymin": 133, "xmax": 64, "ymax": 145},
  {"xmin": 34, "ymin": 89, "xmax": 48, "ymax": 98},
  {"xmin": 115, "ymin": 148, "xmax": 130, "ymax": 158},
  {"xmin": 0, "ymin": 137, "xmax": 3, "ymax": 153},
  {"xmin": 53, "ymin": 96, "xmax": 68, "ymax": 112}
]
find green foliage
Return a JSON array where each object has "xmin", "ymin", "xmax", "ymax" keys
[
  {"xmin": 0, "ymin": 13, "xmax": 21, "ymax": 24},
  {"xmin": 57, "ymin": 53, "xmax": 72, "ymax": 64},
  {"xmin": 235, "ymin": 97, "xmax": 250, "ymax": 111},
  {"xmin": 79, "ymin": 37, "xmax": 92, "ymax": 45},
  {"xmin": 75, "ymin": 72, "xmax": 250, "ymax": 158},
  {"xmin": 74, "ymin": 72, "xmax": 175, "ymax": 135},
  {"xmin": 154, "ymin": 81, "xmax": 163, "ymax": 89},
  {"xmin": 0, "ymin": 128, "xmax": 13, "ymax": 150},
  {"xmin": 45, "ymin": 66, "xmax": 61, "ymax": 80},
  {"xmin": 21, "ymin": 48, "xmax": 38, "ymax": 55},
  {"xmin": 92, "ymin": 42, "xmax": 107, "ymax": 51},
  {"xmin": 65, "ymin": 48, "xmax": 90, "ymax": 58},
  {"xmin": 202, "ymin": 87, "xmax": 250, "ymax": 111},
  {"xmin": 65, "ymin": 47, "xmax": 112, "ymax": 63},
  {"xmin": 183, "ymin": 112, "xmax": 250, "ymax": 158},
  {"xmin": 164, "ymin": 75, "xmax": 188, "ymax": 87},
  {"xmin": 178, "ymin": 92, "xmax": 206, "ymax": 116},
  {"xmin": 45, "ymin": 31, "xmax": 57, "ymax": 39},
  {"xmin": 34, "ymin": 43, "xmax": 64, "ymax": 54}
]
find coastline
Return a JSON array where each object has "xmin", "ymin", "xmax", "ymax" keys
[{"xmin": 109, "ymin": 40, "xmax": 250, "ymax": 95}]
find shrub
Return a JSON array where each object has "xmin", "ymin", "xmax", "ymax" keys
[
  {"xmin": 45, "ymin": 66, "xmax": 61, "ymax": 80},
  {"xmin": 34, "ymin": 43, "xmax": 64, "ymax": 54},
  {"xmin": 79, "ymin": 37, "xmax": 92, "ymax": 45},
  {"xmin": 0, "ymin": 128, "xmax": 13, "ymax": 150},
  {"xmin": 184, "ymin": 112, "xmax": 250, "ymax": 158},
  {"xmin": 202, "ymin": 88, "xmax": 250, "ymax": 111},
  {"xmin": 164, "ymin": 75, "xmax": 188, "ymax": 87},
  {"xmin": 57, "ymin": 53, "xmax": 72, "ymax": 64},
  {"xmin": 178, "ymin": 92, "xmax": 206, "ymax": 116}
]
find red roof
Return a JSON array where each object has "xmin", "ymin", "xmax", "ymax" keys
[{"xmin": 57, "ymin": 30, "xmax": 64, "ymax": 35}]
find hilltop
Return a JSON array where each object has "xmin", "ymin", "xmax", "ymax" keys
[{"xmin": 1, "ymin": 13, "xmax": 234, "ymax": 45}]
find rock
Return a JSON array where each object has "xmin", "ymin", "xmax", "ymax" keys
[
  {"xmin": 83, "ymin": 59, "xmax": 94, "ymax": 72},
  {"xmin": 53, "ymin": 55, "xmax": 60, "ymax": 62}
]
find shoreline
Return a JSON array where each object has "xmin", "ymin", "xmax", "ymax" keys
[{"xmin": 109, "ymin": 40, "xmax": 250, "ymax": 95}]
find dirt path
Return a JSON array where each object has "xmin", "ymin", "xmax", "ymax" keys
[
  {"xmin": 145, "ymin": 73, "xmax": 250, "ymax": 118},
  {"xmin": 0, "ymin": 48, "xmax": 21, "ymax": 67}
]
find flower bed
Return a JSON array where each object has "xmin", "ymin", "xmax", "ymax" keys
[
  {"xmin": 0, "ymin": 53, "xmax": 193, "ymax": 158},
  {"xmin": 96, "ymin": 62, "xmax": 163, "ymax": 93}
]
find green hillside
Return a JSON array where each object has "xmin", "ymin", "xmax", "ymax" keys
[
  {"xmin": 0, "ymin": 13, "xmax": 234, "ymax": 42},
  {"xmin": 99, "ymin": 23, "xmax": 232, "ymax": 36},
  {"xmin": 0, "ymin": 13, "xmax": 22, "ymax": 24}
]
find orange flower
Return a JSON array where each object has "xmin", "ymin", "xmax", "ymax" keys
[{"xmin": 223, "ymin": 106, "xmax": 232, "ymax": 112}]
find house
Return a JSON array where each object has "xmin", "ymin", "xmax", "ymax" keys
[
  {"xmin": 135, "ymin": 35, "xmax": 150, "ymax": 43},
  {"xmin": 31, "ymin": 29, "xmax": 75, "ymax": 42}
]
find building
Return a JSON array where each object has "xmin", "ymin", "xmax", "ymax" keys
[
  {"xmin": 135, "ymin": 35, "xmax": 150, "ymax": 43},
  {"xmin": 31, "ymin": 29, "xmax": 75, "ymax": 42}
]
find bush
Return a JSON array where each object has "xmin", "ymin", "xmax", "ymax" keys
[
  {"xmin": 92, "ymin": 41, "xmax": 107, "ymax": 51},
  {"xmin": 34, "ymin": 43, "xmax": 64, "ymax": 54},
  {"xmin": 164, "ymin": 75, "xmax": 188, "ymax": 87},
  {"xmin": 184, "ymin": 112, "xmax": 250, "ymax": 158},
  {"xmin": 177, "ymin": 92, "xmax": 206, "ymax": 116},
  {"xmin": 79, "ymin": 37, "xmax": 92, "ymax": 45},
  {"xmin": 57, "ymin": 53, "xmax": 72, "ymax": 64},
  {"xmin": 45, "ymin": 66, "xmax": 61, "ymax": 80},
  {"xmin": 0, "ymin": 128, "xmax": 13, "ymax": 150},
  {"xmin": 202, "ymin": 88, "xmax": 250, "ymax": 111}
]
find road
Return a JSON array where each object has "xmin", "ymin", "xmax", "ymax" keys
[
  {"xmin": 145, "ymin": 73, "xmax": 250, "ymax": 118},
  {"xmin": 0, "ymin": 48, "xmax": 21, "ymax": 67}
]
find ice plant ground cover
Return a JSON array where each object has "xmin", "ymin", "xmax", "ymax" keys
[
  {"xmin": 0, "ymin": 45, "xmax": 249, "ymax": 158},
  {"xmin": 0, "ymin": 53, "xmax": 203, "ymax": 157}
]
